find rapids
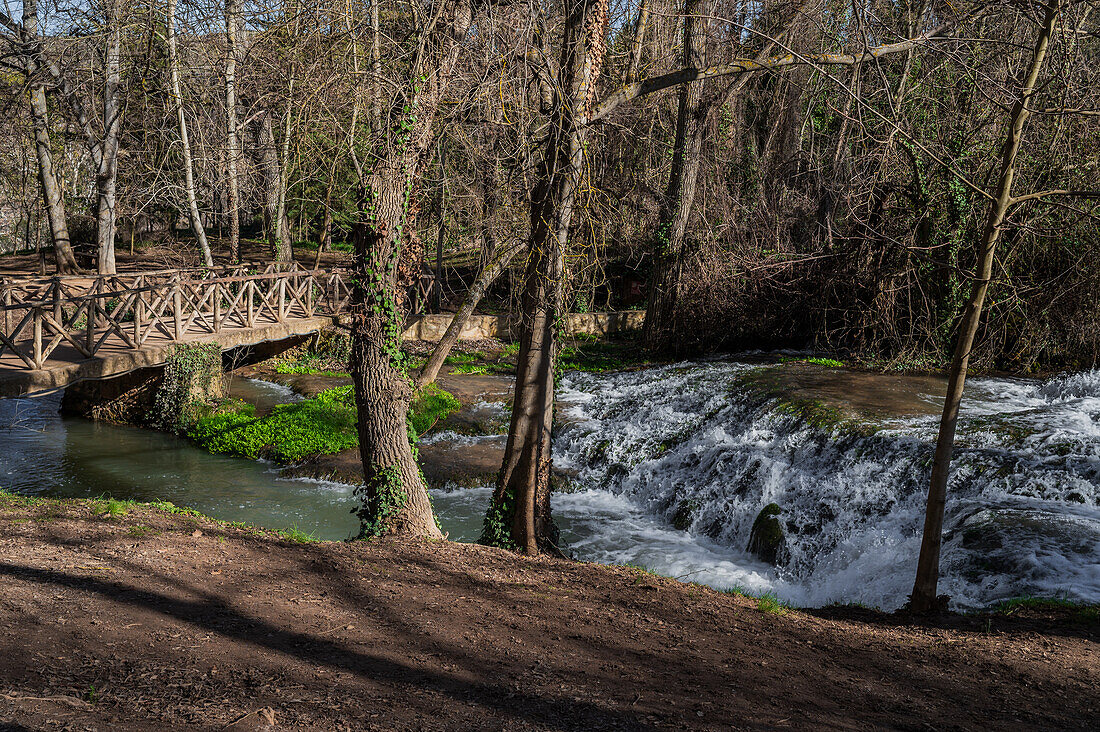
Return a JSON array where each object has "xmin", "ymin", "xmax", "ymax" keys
[{"xmin": 548, "ymin": 362, "xmax": 1100, "ymax": 610}]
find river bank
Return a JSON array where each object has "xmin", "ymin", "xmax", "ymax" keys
[
  {"xmin": 0, "ymin": 492, "xmax": 1096, "ymax": 731},
  {"xmin": 5, "ymin": 345, "xmax": 1099, "ymax": 611}
]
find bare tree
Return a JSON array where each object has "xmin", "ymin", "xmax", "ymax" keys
[
  {"xmin": 910, "ymin": 0, "xmax": 1083, "ymax": 613},
  {"xmin": 17, "ymin": 0, "xmax": 79, "ymax": 273},
  {"xmin": 167, "ymin": 0, "xmax": 214, "ymax": 267},
  {"xmin": 225, "ymin": 0, "xmax": 242, "ymax": 261}
]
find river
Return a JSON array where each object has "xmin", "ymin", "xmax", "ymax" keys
[{"xmin": 2, "ymin": 360, "xmax": 1097, "ymax": 611}]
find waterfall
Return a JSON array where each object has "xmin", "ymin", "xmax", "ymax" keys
[{"xmin": 552, "ymin": 362, "xmax": 1100, "ymax": 610}]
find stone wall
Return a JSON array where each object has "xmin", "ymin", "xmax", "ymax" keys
[{"xmin": 400, "ymin": 311, "xmax": 645, "ymax": 342}]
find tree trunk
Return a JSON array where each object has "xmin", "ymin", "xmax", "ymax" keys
[
  {"xmin": 417, "ymin": 240, "xmax": 525, "ymax": 388},
  {"xmin": 255, "ymin": 112, "xmax": 293, "ymax": 262},
  {"xmin": 225, "ymin": 0, "xmax": 242, "ymax": 262},
  {"xmin": 625, "ymin": 0, "xmax": 650, "ymax": 84},
  {"xmin": 22, "ymin": 0, "xmax": 79, "ymax": 274},
  {"xmin": 370, "ymin": 0, "xmax": 382, "ymax": 133},
  {"xmin": 483, "ymin": 0, "xmax": 607, "ymax": 554},
  {"xmin": 909, "ymin": 0, "xmax": 1062, "ymax": 614},
  {"xmin": 642, "ymin": 0, "xmax": 706, "ymax": 352},
  {"xmin": 350, "ymin": 174, "xmax": 444, "ymax": 540},
  {"xmin": 276, "ymin": 103, "xmax": 295, "ymax": 262},
  {"xmin": 167, "ymin": 0, "xmax": 213, "ymax": 267},
  {"xmin": 95, "ymin": 0, "xmax": 122, "ymax": 275}
]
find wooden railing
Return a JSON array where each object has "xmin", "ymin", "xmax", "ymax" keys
[{"xmin": 0, "ymin": 262, "xmax": 352, "ymax": 370}]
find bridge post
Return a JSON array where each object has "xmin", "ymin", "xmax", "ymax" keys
[
  {"xmin": 172, "ymin": 276, "xmax": 182, "ymax": 339},
  {"xmin": 213, "ymin": 281, "xmax": 222, "ymax": 332},
  {"xmin": 277, "ymin": 276, "xmax": 286, "ymax": 322},
  {"xmin": 134, "ymin": 286, "xmax": 143, "ymax": 344},
  {"xmin": 32, "ymin": 306, "xmax": 43, "ymax": 369},
  {"xmin": 51, "ymin": 278, "xmax": 61, "ymax": 327}
]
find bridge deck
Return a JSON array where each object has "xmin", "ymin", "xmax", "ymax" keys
[{"xmin": 0, "ymin": 263, "xmax": 351, "ymax": 398}]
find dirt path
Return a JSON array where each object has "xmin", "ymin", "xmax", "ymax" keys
[{"xmin": 0, "ymin": 498, "xmax": 1095, "ymax": 731}]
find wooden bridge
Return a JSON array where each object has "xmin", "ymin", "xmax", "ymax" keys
[{"xmin": 0, "ymin": 262, "xmax": 369, "ymax": 398}]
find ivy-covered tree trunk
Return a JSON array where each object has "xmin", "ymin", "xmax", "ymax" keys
[
  {"xmin": 348, "ymin": 0, "xmax": 472, "ymax": 539},
  {"xmin": 350, "ymin": 202, "xmax": 441, "ymax": 536},
  {"xmin": 483, "ymin": 0, "xmax": 607, "ymax": 554}
]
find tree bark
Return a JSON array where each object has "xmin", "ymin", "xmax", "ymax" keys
[
  {"xmin": 167, "ymin": 0, "xmax": 214, "ymax": 267},
  {"xmin": 225, "ymin": 0, "xmax": 242, "ymax": 262},
  {"xmin": 22, "ymin": 0, "xmax": 79, "ymax": 274},
  {"xmin": 909, "ymin": 0, "xmax": 1062, "ymax": 614},
  {"xmin": 625, "ymin": 0, "xmax": 650, "ymax": 84},
  {"xmin": 642, "ymin": 0, "xmax": 707, "ymax": 352},
  {"xmin": 255, "ymin": 111, "xmax": 293, "ymax": 262},
  {"xmin": 95, "ymin": 0, "xmax": 122, "ymax": 274},
  {"xmin": 416, "ymin": 240, "xmax": 525, "ymax": 388},
  {"xmin": 484, "ymin": 0, "xmax": 607, "ymax": 554}
]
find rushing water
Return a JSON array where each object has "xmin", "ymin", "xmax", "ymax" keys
[
  {"xmin": 549, "ymin": 362, "xmax": 1100, "ymax": 610},
  {"xmin": 1, "ymin": 364, "xmax": 1098, "ymax": 610}
]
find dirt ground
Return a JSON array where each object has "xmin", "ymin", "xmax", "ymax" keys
[{"xmin": 0, "ymin": 499, "xmax": 1096, "ymax": 731}]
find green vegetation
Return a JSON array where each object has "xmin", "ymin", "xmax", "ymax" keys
[
  {"xmin": 408, "ymin": 383, "xmax": 462, "ymax": 435},
  {"xmin": 780, "ymin": 356, "xmax": 846, "ymax": 368},
  {"xmin": 989, "ymin": 596, "xmax": 1099, "ymax": 624},
  {"xmin": 449, "ymin": 362, "xmax": 512, "ymax": 375},
  {"xmin": 755, "ymin": 592, "xmax": 790, "ymax": 615},
  {"xmin": 188, "ymin": 386, "xmax": 358, "ymax": 461},
  {"xmin": 188, "ymin": 384, "xmax": 460, "ymax": 463},
  {"xmin": 273, "ymin": 362, "xmax": 350, "ymax": 378},
  {"xmin": 479, "ymin": 486, "xmax": 517, "ymax": 549},
  {"xmin": 279, "ymin": 524, "xmax": 320, "ymax": 543},
  {"xmin": 444, "ymin": 352, "xmax": 487, "ymax": 365},
  {"xmin": 91, "ymin": 497, "xmax": 132, "ymax": 518},
  {"xmin": 154, "ymin": 343, "xmax": 225, "ymax": 431},
  {"xmin": 558, "ymin": 338, "xmax": 651, "ymax": 372}
]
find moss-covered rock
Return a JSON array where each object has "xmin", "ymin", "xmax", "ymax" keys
[
  {"xmin": 747, "ymin": 503, "xmax": 785, "ymax": 565},
  {"xmin": 671, "ymin": 498, "xmax": 701, "ymax": 531}
]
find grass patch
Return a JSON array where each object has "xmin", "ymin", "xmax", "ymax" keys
[
  {"xmin": 444, "ymin": 352, "xmax": 486, "ymax": 365},
  {"xmin": 277, "ymin": 525, "xmax": 319, "ymax": 543},
  {"xmin": 449, "ymin": 362, "xmax": 513, "ymax": 375},
  {"xmin": 780, "ymin": 356, "xmax": 846, "ymax": 368},
  {"xmin": 189, "ymin": 383, "xmax": 460, "ymax": 462},
  {"xmin": 756, "ymin": 592, "xmax": 790, "ymax": 615},
  {"xmin": 188, "ymin": 386, "xmax": 358, "ymax": 462},
  {"xmin": 989, "ymin": 596, "xmax": 1099, "ymax": 623},
  {"xmin": 91, "ymin": 497, "xmax": 133, "ymax": 518},
  {"xmin": 408, "ymin": 383, "xmax": 462, "ymax": 435},
  {"xmin": 273, "ymin": 362, "xmax": 350, "ymax": 378},
  {"xmin": 128, "ymin": 524, "xmax": 159, "ymax": 538}
]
